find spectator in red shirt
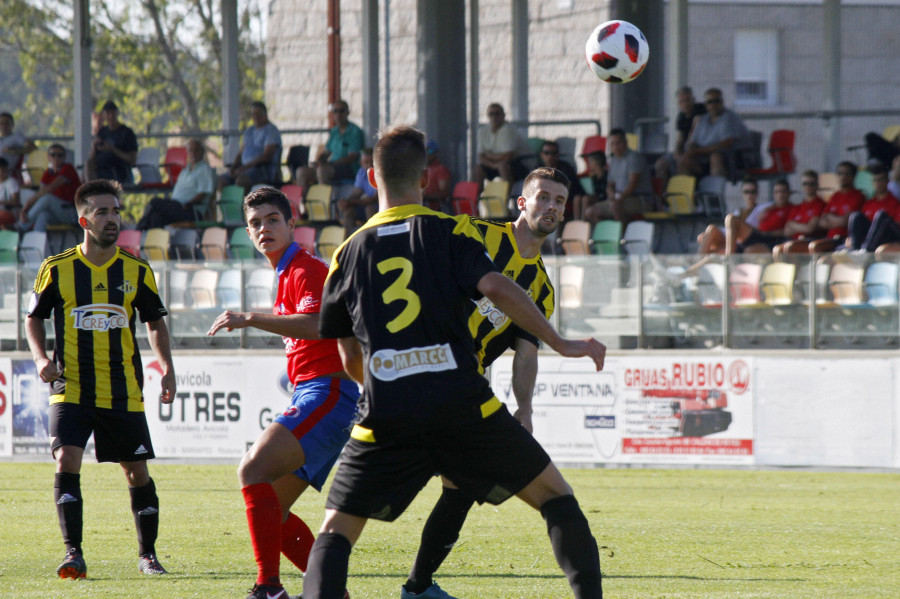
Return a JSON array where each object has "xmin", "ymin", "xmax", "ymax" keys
[
  {"xmin": 773, "ymin": 170, "xmax": 826, "ymax": 257},
  {"xmin": 808, "ymin": 161, "xmax": 866, "ymax": 253},
  {"xmin": 422, "ymin": 140, "xmax": 452, "ymax": 212},
  {"xmin": 726, "ymin": 178, "xmax": 792, "ymax": 254},
  {"xmin": 847, "ymin": 166, "xmax": 900, "ymax": 252},
  {"xmin": 18, "ymin": 144, "xmax": 81, "ymax": 232}
]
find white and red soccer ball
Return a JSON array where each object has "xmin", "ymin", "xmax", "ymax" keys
[{"xmin": 585, "ymin": 20, "xmax": 649, "ymax": 84}]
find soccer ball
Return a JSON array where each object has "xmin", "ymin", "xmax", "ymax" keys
[{"xmin": 585, "ymin": 20, "xmax": 649, "ymax": 84}]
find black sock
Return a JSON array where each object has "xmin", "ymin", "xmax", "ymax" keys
[
  {"xmin": 406, "ymin": 486, "xmax": 474, "ymax": 594},
  {"xmin": 55, "ymin": 472, "xmax": 83, "ymax": 553},
  {"xmin": 129, "ymin": 478, "xmax": 159, "ymax": 556},
  {"xmin": 541, "ymin": 495, "xmax": 603, "ymax": 599},
  {"xmin": 303, "ymin": 532, "xmax": 351, "ymax": 599}
]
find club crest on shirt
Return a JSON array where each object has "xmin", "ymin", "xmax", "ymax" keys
[{"xmin": 117, "ymin": 280, "xmax": 136, "ymax": 294}]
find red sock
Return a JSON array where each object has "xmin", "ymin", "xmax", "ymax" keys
[
  {"xmin": 242, "ymin": 483, "xmax": 282, "ymax": 587},
  {"xmin": 281, "ymin": 512, "xmax": 316, "ymax": 572}
]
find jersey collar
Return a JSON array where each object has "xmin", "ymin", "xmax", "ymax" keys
[{"xmin": 276, "ymin": 242, "xmax": 300, "ymax": 277}]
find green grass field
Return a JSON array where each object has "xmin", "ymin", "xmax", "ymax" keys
[{"xmin": 1, "ymin": 463, "xmax": 897, "ymax": 598}]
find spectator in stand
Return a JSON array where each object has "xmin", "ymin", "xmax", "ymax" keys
[
  {"xmin": 18, "ymin": 144, "xmax": 81, "ymax": 232},
  {"xmin": 472, "ymin": 103, "xmax": 530, "ymax": 188},
  {"xmin": 538, "ymin": 140, "xmax": 583, "ymax": 221},
  {"xmin": 889, "ymin": 155, "xmax": 900, "ymax": 199},
  {"xmin": 724, "ymin": 178, "xmax": 792, "ymax": 254},
  {"xmin": 422, "ymin": 140, "xmax": 452, "ymax": 212},
  {"xmin": 655, "ymin": 86, "xmax": 706, "ymax": 190},
  {"xmin": 573, "ymin": 151, "xmax": 607, "ymax": 221},
  {"xmin": 136, "ymin": 140, "xmax": 215, "ymax": 230},
  {"xmin": 296, "ymin": 99, "xmax": 365, "ymax": 190},
  {"xmin": 807, "ymin": 161, "xmax": 866, "ymax": 254},
  {"xmin": 220, "ymin": 101, "xmax": 282, "ymax": 192},
  {"xmin": 0, "ymin": 156, "xmax": 21, "ymax": 229},
  {"xmin": 0, "ymin": 111, "xmax": 36, "ymax": 183},
  {"xmin": 844, "ymin": 166, "xmax": 900, "ymax": 251},
  {"xmin": 696, "ymin": 178, "xmax": 765, "ymax": 255},
  {"xmin": 772, "ymin": 172, "xmax": 826, "ymax": 258},
  {"xmin": 87, "ymin": 101, "xmax": 138, "ymax": 184},
  {"xmin": 678, "ymin": 88, "xmax": 751, "ymax": 179},
  {"xmin": 584, "ymin": 128, "xmax": 651, "ymax": 225},
  {"xmin": 335, "ymin": 147, "xmax": 378, "ymax": 238},
  {"xmin": 863, "ymin": 129, "xmax": 900, "ymax": 169}
]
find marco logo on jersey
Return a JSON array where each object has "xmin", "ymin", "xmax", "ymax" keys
[
  {"xmin": 71, "ymin": 304, "xmax": 128, "ymax": 331},
  {"xmin": 370, "ymin": 343, "xmax": 457, "ymax": 381}
]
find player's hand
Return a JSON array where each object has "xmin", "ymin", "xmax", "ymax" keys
[
  {"xmin": 513, "ymin": 408, "xmax": 534, "ymax": 434},
  {"xmin": 207, "ymin": 310, "xmax": 248, "ymax": 336},
  {"xmin": 556, "ymin": 338, "xmax": 606, "ymax": 371},
  {"xmin": 35, "ymin": 357, "xmax": 62, "ymax": 383},
  {"xmin": 159, "ymin": 370, "xmax": 176, "ymax": 405}
]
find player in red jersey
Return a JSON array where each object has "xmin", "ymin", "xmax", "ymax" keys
[
  {"xmin": 773, "ymin": 171, "xmax": 825, "ymax": 257},
  {"xmin": 208, "ymin": 187, "xmax": 358, "ymax": 599},
  {"xmin": 726, "ymin": 178, "xmax": 792, "ymax": 254},
  {"xmin": 808, "ymin": 161, "xmax": 866, "ymax": 253}
]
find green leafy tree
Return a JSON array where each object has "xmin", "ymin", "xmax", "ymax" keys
[{"xmin": 0, "ymin": 0, "xmax": 265, "ymax": 143}]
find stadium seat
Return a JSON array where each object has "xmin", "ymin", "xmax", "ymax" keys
[
  {"xmin": 729, "ymin": 263, "xmax": 763, "ymax": 306},
  {"xmin": 133, "ymin": 147, "xmax": 169, "ymax": 190},
  {"xmin": 854, "ymin": 170, "xmax": 874, "ymax": 198},
  {"xmin": 216, "ymin": 268, "xmax": 243, "ymax": 310},
  {"xmin": 479, "ymin": 180, "xmax": 510, "ymax": 219},
  {"xmin": 199, "ymin": 226, "xmax": 228, "ymax": 261},
  {"xmin": 316, "ymin": 225, "xmax": 345, "ymax": 262},
  {"xmin": 645, "ymin": 175, "xmax": 696, "ymax": 219},
  {"xmin": 281, "ymin": 184, "xmax": 305, "ymax": 220},
  {"xmin": 116, "ymin": 229, "xmax": 142, "ymax": 257},
  {"xmin": 621, "ymin": 221, "xmax": 654, "ymax": 257},
  {"xmin": 558, "ymin": 220, "xmax": 591, "ymax": 255},
  {"xmin": 168, "ymin": 227, "xmax": 199, "ymax": 261},
  {"xmin": 141, "ymin": 228, "xmax": 170, "ymax": 261},
  {"xmin": 818, "ymin": 172, "xmax": 840, "ymax": 202},
  {"xmin": 18, "ymin": 231, "xmax": 48, "ymax": 268},
  {"xmin": 187, "ymin": 268, "xmax": 219, "ymax": 310},
  {"xmin": 293, "ymin": 226, "xmax": 316, "ymax": 255},
  {"xmin": 451, "ymin": 181, "xmax": 479, "ymax": 216},
  {"xmin": 747, "ymin": 129, "xmax": 797, "ymax": 182},
  {"xmin": 696, "ymin": 175, "xmax": 728, "ymax": 217},
  {"xmin": 246, "ymin": 267, "xmax": 276, "ymax": 311},
  {"xmin": 24, "ymin": 148, "xmax": 49, "ymax": 188},
  {"xmin": 229, "ymin": 227, "xmax": 256, "ymax": 261},
  {"xmin": 304, "ymin": 184, "xmax": 333, "ymax": 223},
  {"xmin": 0, "ymin": 230, "xmax": 18, "ymax": 264},
  {"xmin": 161, "ymin": 146, "xmax": 187, "ymax": 184},
  {"xmin": 590, "ymin": 220, "xmax": 622, "ymax": 255}
]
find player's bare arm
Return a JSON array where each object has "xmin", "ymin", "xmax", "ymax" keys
[
  {"xmin": 336, "ymin": 337, "xmax": 365, "ymax": 384},
  {"xmin": 511, "ymin": 337, "xmax": 538, "ymax": 433},
  {"xmin": 25, "ymin": 316, "xmax": 62, "ymax": 382},
  {"xmin": 478, "ymin": 271, "xmax": 606, "ymax": 371},
  {"xmin": 146, "ymin": 318, "xmax": 176, "ymax": 404},
  {"xmin": 207, "ymin": 310, "xmax": 322, "ymax": 339}
]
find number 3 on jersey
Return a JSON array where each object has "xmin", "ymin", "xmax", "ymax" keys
[{"xmin": 377, "ymin": 257, "xmax": 421, "ymax": 333}]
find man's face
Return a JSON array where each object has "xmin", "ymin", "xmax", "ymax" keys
[
  {"xmin": 741, "ymin": 183, "xmax": 758, "ymax": 204},
  {"xmin": 360, "ymin": 152, "xmax": 373, "ymax": 170},
  {"xmin": 587, "ymin": 154, "xmax": 606, "ymax": 177},
  {"xmin": 102, "ymin": 108, "xmax": 119, "ymax": 126},
  {"xmin": 0, "ymin": 115, "xmax": 12, "ymax": 136},
  {"xmin": 331, "ymin": 102, "xmax": 349, "ymax": 127},
  {"xmin": 187, "ymin": 142, "xmax": 203, "ymax": 165},
  {"xmin": 519, "ymin": 178, "xmax": 568, "ymax": 237},
  {"xmin": 773, "ymin": 184, "xmax": 791, "ymax": 206},
  {"xmin": 48, "ymin": 147, "xmax": 66, "ymax": 168},
  {"xmin": 83, "ymin": 194, "xmax": 122, "ymax": 248},
  {"xmin": 837, "ymin": 165, "xmax": 855, "ymax": 188},
  {"xmin": 801, "ymin": 176, "xmax": 819, "ymax": 198},
  {"xmin": 540, "ymin": 145, "xmax": 559, "ymax": 167},
  {"xmin": 873, "ymin": 171, "xmax": 889, "ymax": 194},
  {"xmin": 487, "ymin": 105, "xmax": 505, "ymax": 130},
  {"xmin": 677, "ymin": 92, "xmax": 694, "ymax": 115},
  {"xmin": 608, "ymin": 134, "xmax": 627, "ymax": 157},
  {"xmin": 704, "ymin": 93, "xmax": 725, "ymax": 117},
  {"xmin": 250, "ymin": 106, "xmax": 267, "ymax": 127},
  {"xmin": 245, "ymin": 203, "xmax": 293, "ymax": 257}
]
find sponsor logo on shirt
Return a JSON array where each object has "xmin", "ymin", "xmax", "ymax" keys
[
  {"xmin": 473, "ymin": 296, "xmax": 508, "ymax": 329},
  {"xmin": 70, "ymin": 303, "xmax": 128, "ymax": 332},
  {"xmin": 369, "ymin": 343, "xmax": 458, "ymax": 381}
]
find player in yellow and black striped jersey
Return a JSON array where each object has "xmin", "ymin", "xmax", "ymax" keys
[
  {"xmin": 310, "ymin": 128, "xmax": 605, "ymax": 599},
  {"xmin": 25, "ymin": 180, "xmax": 176, "ymax": 580},
  {"xmin": 402, "ymin": 167, "xmax": 574, "ymax": 598}
]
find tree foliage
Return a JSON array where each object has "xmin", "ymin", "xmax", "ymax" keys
[{"xmin": 0, "ymin": 0, "xmax": 265, "ymax": 141}]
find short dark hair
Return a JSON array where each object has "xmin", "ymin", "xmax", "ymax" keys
[
  {"xmin": 608, "ymin": 128, "xmax": 627, "ymax": 140},
  {"xmin": 75, "ymin": 179, "xmax": 122, "ymax": 215},
  {"xmin": 870, "ymin": 165, "xmax": 889, "ymax": 178},
  {"xmin": 773, "ymin": 178, "xmax": 790, "ymax": 190},
  {"xmin": 373, "ymin": 125, "xmax": 427, "ymax": 194},
  {"xmin": 523, "ymin": 166, "xmax": 571, "ymax": 197},
  {"xmin": 250, "ymin": 100, "xmax": 267, "ymax": 113},
  {"xmin": 243, "ymin": 186, "xmax": 291, "ymax": 222},
  {"xmin": 541, "ymin": 141, "xmax": 559, "ymax": 152},
  {"xmin": 0, "ymin": 112, "xmax": 13, "ymax": 123},
  {"xmin": 585, "ymin": 151, "xmax": 606, "ymax": 167},
  {"xmin": 837, "ymin": 161, "xmax": 858, "ymax": 177},
  {"xmin": 802, "ymin": 169, "xmax": 819, "ymax": 180},
  {"xmin": 48, "ymin": 143, "xmax": 66, "ymax": 155},
  {"xmin": 741, "ymin": 176, "xmax": 758, "ymax": 189}
]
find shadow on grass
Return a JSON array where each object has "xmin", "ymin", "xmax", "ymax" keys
[{"xmin": 347, "ymin": 572, "xmax": 805, "ymax": 582}]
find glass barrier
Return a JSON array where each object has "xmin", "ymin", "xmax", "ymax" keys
[{"xmin": 4, "ymin": 253, "xmax": 899, "ymax": 351}]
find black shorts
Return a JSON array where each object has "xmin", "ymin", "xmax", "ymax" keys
[
  {"xmin": 49, "ymin": 402, "xmax": 156, "ymax": 463},
  {"xmin": 739, "ymin": 230, "xmax": 785, "ymax": 252},
  {"xmin": 325, "ymin": 402, "xmax": 551, "ymax": 522}
]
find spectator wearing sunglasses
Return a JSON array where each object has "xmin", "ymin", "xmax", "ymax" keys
[
  {"xmin": 678, "ymin": 88, "xmax": 751, "ymax": 179},
  {"xmin": 19, "ymin": 144, "xmax": 81, "ymax": 232}
]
